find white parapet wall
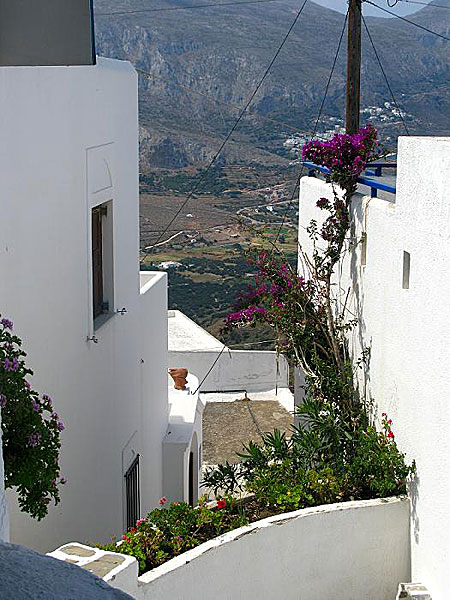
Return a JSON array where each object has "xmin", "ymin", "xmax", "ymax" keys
[
  {"xmin": 0, "ymin": 413, "xmax": 9, "ymax": 542},
  {"xmin": 51, "ymin": 497, "xmax": 410, "ymax": 600},
  {"xmin": 298, "ymin": 136, "xmax": 450, "ymax": 600},
  {"xmin": 168, "ymin": 310, "xmax": 289, "ymax": 393}
]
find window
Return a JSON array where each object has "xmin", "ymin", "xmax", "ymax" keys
[
  {"xmin": 92, "ymin": 206, "xmax": 104, "ymax": 319},
  {"xmin": 125, "ymin": 454, "xmax": 140, "ymax": 530},
  {"xmin": 402, "ymin": 251, "xmax": 411, "ymax": 289},
  {"xmin": 91, "ymin": 202, "xmax": 114, "ymax": 325}
]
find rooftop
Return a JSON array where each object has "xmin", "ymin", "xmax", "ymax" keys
[{"xmin": 168, "ymin": 310, "xmax": 223, "ymax": 353}]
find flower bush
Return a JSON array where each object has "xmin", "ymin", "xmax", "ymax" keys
[
  {"xmin": 207, "ymin": 124, "xmax": 415, "ymax": 512},
  {"xmin": 227, "ymin": 125, "xmax": 383, "ymax": 416},
  {"xmin": 0, "ymin": 315, "xmax": 64, "ymax": 519},
  {"xmin": 100, "ymin": 497, "xmax": 248, "ymax": 574}
]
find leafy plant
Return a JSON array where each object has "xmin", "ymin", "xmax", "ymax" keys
[
  {"xmin": 0, "ymin": 315, "xmax": 64, "ymax": 519},
  {"xmin": 100, "ymin": 496, "xmax": 248, "ymax": 575}
]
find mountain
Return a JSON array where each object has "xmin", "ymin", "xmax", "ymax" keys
[{"xmin": 93, "ymin": 0, "xmax": 450, "ymax": 170}]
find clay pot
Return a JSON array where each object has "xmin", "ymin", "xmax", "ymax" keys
[{"xmin": 169, "ymin": 368, "xmax": 188, "ymax": 390}]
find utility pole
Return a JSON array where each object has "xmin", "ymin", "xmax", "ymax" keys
[{"xmin": 346, "ymin": 0, "xmax": 362, "ymax": 134}]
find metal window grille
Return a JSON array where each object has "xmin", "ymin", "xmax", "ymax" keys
[{"xmin": 125, "ymin": 454, "xmax": 140, "ymax": 531}]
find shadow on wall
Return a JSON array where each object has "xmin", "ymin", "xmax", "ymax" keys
[
  {"xmin": 410, "ymin": 473, "xmax": 420, "ymax": 544},
  {"xmin": 347, "ymin": 194, "xmax": 371, "ymax": 406}
]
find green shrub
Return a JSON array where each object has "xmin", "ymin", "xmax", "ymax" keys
[
  {"xmin": 203, "ymin": 400, "xmax": 415, "ymax": 513},
  {"xmin": 100, "ymin": 497, "xmax": 248, "ymax": 575}
]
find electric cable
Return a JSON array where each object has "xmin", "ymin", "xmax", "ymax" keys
[
  {"xmin": 142, "ymin": 0, "xmax": 309, "ymax": 255},
  {"xmin": 364, "ymin": 0, "xmax": 450, "ymax": 41},
  {"xmin": 388, "ymin": 0, "xmax": 450, "ymax": 9},
  {"xmin": 273, "ymin": 7, "xmax": 349, "ymax": 244},
  {"xmin": 96, "ymin": 0, "xmax": 288, "ymax": 17},
  {"xmin": 137, "ymin": 68, "xmax": 316, "ymax": 134},
  {"xmin": 192, "ymin": 339, "xmax": 277, "ymax": 394},
  {"xmin": 361, "ymin": 13, "xmax": 410, "ymax": 135}
]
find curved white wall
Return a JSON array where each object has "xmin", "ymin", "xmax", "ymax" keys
[{"xmin": 132, "ymin": 498, "xmax": 409, "ymax": 599}]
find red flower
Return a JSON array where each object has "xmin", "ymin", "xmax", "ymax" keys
[
  {"xmin": 159, "ymin": 496, "xmax": 168, "ymax": 506},
  {"xmin": 217, "ymin": 499, "xmax": 226, "ymax": 509},
  {"xmin": 382, "ymin": 413, "xmax": 387, "ymax": 418},
  {"xmin": 388, "ymin": 419, "xmax": 392, "ymax": 425},
  {"xmin": 388, "ymin": 431, "xmax": 394, "ymax": 439}
]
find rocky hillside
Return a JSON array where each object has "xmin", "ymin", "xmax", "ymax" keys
[{"xmin": 93, "ymin": 0, "xmax": 450, "ymax": 170}]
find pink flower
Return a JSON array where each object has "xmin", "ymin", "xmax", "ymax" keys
[{"xmin": 159, "ymin": 496, "xmax": 168, "ymax": 506}]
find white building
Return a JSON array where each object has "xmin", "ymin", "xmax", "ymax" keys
[
  {"xmin": 298, "ymin": 136, "xmax": 450, "ymax": 600},
  {"xmin": 168, "ymin": 309, "xmax": 292, "ymax": 401},
  {"xmin": 0, "ymin": 2, "xmax": 201, "ymax": 553}
]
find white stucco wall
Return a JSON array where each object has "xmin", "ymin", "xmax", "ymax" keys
[
  {"xmin": 0, "ymin": 59, "xmax": 168, "ymax": 551},
  {"xmin": 100, "ymin": 497, "xmax": 407, "ymax": 599},
  {"xmin": 170, "ymin": 349, "xmax": 289, "ymax": 393},
  {"xmin": 0, "ymin": 414, "xmax": 9, "ymax": 542},
  {"xmin": 298, "ymin": 136, "xmax": 450, "ymax": 600},
  {"xmin": 168, "ymin": 310, "xmax": 290, "ymax": 393},
  {"xmin": 163, "ymin": 374, "xmax": 204, "ymax": 504}
]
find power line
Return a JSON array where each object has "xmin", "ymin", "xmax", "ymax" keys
[
  {"xmin": 96, "ymin": 0, "xmax": 286, "ymax": 17},
  {"xmin": 364, "ymin": 0, "xmax": 450, "ymax": 41},
  {"xmin": 361, "ymin": 13, "xmax": 410, "ymax": 135},
  {"xmin": 137, "ymin": 68, "xmax": 314, "ymax": 134},
  {"xmin": 145, "ymin": 0, "xmax": 309, "ymax": 254},
  {"xmin": 273, "ymin": 7, "xmax": 349, "ymax": 243},
  {"xmin": 192, "ymin": 338, "xmax": 277, "ymax": 394},
  {"xmin": 312, "ymin": 10, "xmax": 348, "ymax": 141},
  {"xmin": 388, "ymin": 0, "xmax": 450, "ymax": 9}
]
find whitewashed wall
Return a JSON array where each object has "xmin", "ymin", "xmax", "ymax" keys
[
  {"xmin": 298, "ymin": 136, "xmax": 450, "ymax": 600},
  {"xmin": 96, "ymin": 498, "xmax": 408, "ymax": 599},
  {"xmin": 169, "ymin": 349, "xmax": 289, "ymax": 393},
  {"xmin": 0, "ymin": 59, "xmax": 168, "ymax": 551},
  {"xmin": 0, "ymin": 414, "xmax": 9, "ymax": 542}
]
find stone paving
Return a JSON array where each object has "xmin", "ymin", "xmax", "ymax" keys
[{"xmin": 202, "ymin": 396, "xmax": 293, "ymax": 465}]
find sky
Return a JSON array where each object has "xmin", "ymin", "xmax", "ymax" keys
[{"xmin": 312, "ymin": 0, "xmax": 430, "ymax": 17}]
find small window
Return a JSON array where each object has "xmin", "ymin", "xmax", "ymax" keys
[
  {"xmin": 125, "ymin": 455, "xmax": 140, "ymax": 530},
  {"xmin": 91, "ymin": 202, "xmax": 114, "ymax": 325},
  {"xmin": 361, "ymin": 232, "xmax": 367, "ymax": 267},
  {"xmin": 92, "ymin": 206, "xmax": 104, "ymax": 319},
  {"xmin": 402, "ymin": 251, "xmax": 410, "ymax": 289}
]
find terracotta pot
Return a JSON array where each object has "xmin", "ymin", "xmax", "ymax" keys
[{"xmin": 169, "ymin": 368, "xmax": 188, "ymax": 390}]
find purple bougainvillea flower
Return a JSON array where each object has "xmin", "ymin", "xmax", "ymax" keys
[
  {"xmin": 0, "ymin": 318, "xmax": 13, "ymax": 330},
  {"xmin": 27, "ymin": 432, "xmax": 42, "ymax": 447},
  {"xmin": 57, "ymin": 420, "xmax": 65, "ymax": 432},
  {"xmin": 2, "ymin": 358, "xmax": 18, "ymax": 372}
]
